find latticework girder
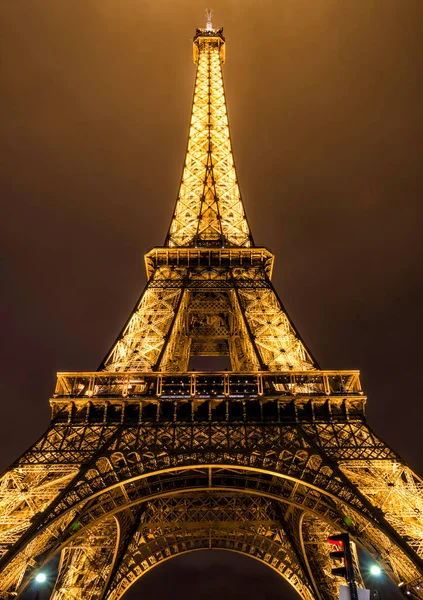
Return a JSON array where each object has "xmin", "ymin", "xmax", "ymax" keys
[
  {"xmin": 167, "ymin": 29, "xmax": 251, "ymax": 248},
  {"xmin": 102, "ymin": 270, "xmax": 184, "ymax": 372},
  {"xmin": 0, "ymin": 410, "xmax": 422, "ymax": 599},
  {"xmin": 235, "ymin": 282, "xmax": 315, "ymax": 370},
  {"xmin": 339, "ymin": 461, "xmax": 423, "ymax": 558},
  {"xmin": 100, "ymin": 264, "xmax": 315, "ymax": 373},
  {"xmin": 0, "ymin": 465, "xmax": 76, "ymax": 557},
  {"xmin": 103, "ymin": 493, "xmax": 315, "ymax": 600},
  {"xmin": 50, "ymin": 516, "xmax": 118, "ymax": 600},
  {"xmin": 0, "ymin": 15, "xmax": 422, "ymax": 600}
]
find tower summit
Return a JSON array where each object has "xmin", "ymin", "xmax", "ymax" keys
[
  {"xmin": 0, "ymin": 16, "xmax": 422, "ymax": 600},
  {"xmin": 167, "ymin": 13, "xmax": 250, "ymax": 248}
]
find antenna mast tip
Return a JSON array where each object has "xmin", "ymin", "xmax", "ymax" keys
[{"xmin": 205, "ymin": 8, "xmax": 213, "ymax": 31}]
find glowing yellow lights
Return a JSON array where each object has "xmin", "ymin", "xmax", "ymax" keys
[
  {"xmin": 167, "ymin": 32, "xmax": 251, "ymax": 248},
  {"xmin": 100, "ymin": 29, "xmax": 314, "ymax": 373},
  {"xmin": 0, "ymin": 19, "xmax": 423, "ymax": 600}
]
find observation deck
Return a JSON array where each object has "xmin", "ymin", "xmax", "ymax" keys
[
  {"xmin": 193, "ymin": 26, "xmax": 225, "ymax": 63},
  {"xmin": 50, "ymin": 370, "xmax": 365, "ymax": 424},
  {"xmin": 144, "ymin": 246, "xmax": 275, "ymax": 279}
]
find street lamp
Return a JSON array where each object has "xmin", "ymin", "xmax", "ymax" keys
[
  {"xmin": 368, "ymin": 564, "xmax": 382, "ymax": 599},
  {"xmin": 34, "ymin": 572, "xmax": 47, "ymax": 599}
]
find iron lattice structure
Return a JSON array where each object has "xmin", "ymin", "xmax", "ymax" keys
[{"xmin": 1, "ymin": 17, "xmax": 422, "ymax": 600}]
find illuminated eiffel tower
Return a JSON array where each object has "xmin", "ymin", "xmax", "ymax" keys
[{"xmin": 1, "ymin": 13, "xmax": 422, "ymax": 600}]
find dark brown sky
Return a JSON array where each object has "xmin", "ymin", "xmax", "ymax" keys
[{"xmin": 1, "ymin": 2, "xmax": 422, "ymax": 599}]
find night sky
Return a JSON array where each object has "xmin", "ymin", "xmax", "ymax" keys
[{"xmin": 1, "ymin": 2, "xmax": 422, "ymax": 599}]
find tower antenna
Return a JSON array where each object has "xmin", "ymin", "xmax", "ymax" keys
[{"xmin": 205, "ymin": 8, "xmax": 213, "ymax": 31}]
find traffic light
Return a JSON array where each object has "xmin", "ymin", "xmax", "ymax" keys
[{"xmin": 327, "ymin": 533, "xmax": 354, "ymax": 583}]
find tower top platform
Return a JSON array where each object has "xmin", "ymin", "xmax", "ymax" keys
[{"xmin": 193, "ymin": 18, "xmax": 225, "ymax": 64}]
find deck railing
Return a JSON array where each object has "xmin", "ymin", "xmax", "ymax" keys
[{"xmin": 53, "ymin": 370, "xmax": 363, "ymax": 400}]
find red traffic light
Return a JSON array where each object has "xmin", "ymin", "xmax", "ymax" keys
[
  {"xmin": 327, "ymin": 533, "xmax": 354, "ymax": 584},
  {"xmin": 327, "ymin": 533, "xmax": 348, "ymax": 547}
]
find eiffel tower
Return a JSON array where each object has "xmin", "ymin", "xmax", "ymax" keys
[{"xmin": 1, "ymin": 13, "xmax": 422, "ymax": 600}]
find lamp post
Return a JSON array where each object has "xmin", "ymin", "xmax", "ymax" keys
[
  {"xmin": 34, "ymin": 572, "xmax": 47, "ymax": 599},
  {"xmin": 369, "ymin": 564, "xmax": 382, "ymax": 599}
]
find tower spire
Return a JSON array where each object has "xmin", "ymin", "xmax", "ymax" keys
[
  {"xmin": 205, "ymin": 8, "xmax": 213, "ymax": 31},
  {"xmin": 166, "ymin": 20, "xmax": 252, "ymax": 248}
]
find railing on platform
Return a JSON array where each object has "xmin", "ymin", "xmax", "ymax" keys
[{"xmin": 53, "ymin": 370, "xmax": 363, "ymax": 400}]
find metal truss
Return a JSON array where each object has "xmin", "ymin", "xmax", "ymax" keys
[
  {"xmin": 1, "ymin": 414, "xmax": 422, "ymax": 599},
  {"xmin": 102, "ymin": 269, "xmax": 184, "ymax": 371},
  {"xmin": 339, "ymin": 460, "xmax": 423, "ymax": 559},
  {"xmin": 0, "ymin": 16, "xmax": 422, "ymax": 600},
  {"xmin": 100, "ymin": 263, "xmax": 315, "ymax": 372},
  {"xmin": 50, "ymin": 516, "xmax": 117, "ymax": 600},
  {"xmin": 166, "ymin": 27, "xmax": 251, "ymax": 248},
  {"xmin": 105, "ymin": 493, "xmax": 315, "ymax": 600},
  {"xmin": 235, "ymin": 281, "xmax": 316, "ymax": 370},
  {"xmin": 0, "ymin": 464, "xmax": 76, "ymax": 557}
]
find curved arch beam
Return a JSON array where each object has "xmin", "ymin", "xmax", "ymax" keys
[
  {"xmin": 23, "ymin": 461, "xmax": 386, "ymax": 540},
  {"xmin": 99, "ymin": 497, "xmax": 314, "ymax": 600},
  {"xmin": 4, "ymin": 444, "xmax": 423, "ymax": 599},
  {"xmin": 109, "ymin": 548, "xmax": 311, "ymax": 600},
  {"xmin": 14, "ymin": 481, "xmax": 422, "ymax": 600},
  {"xmin": 7, "ymin": 463, "xmax": 423, "ymax": 595}
]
